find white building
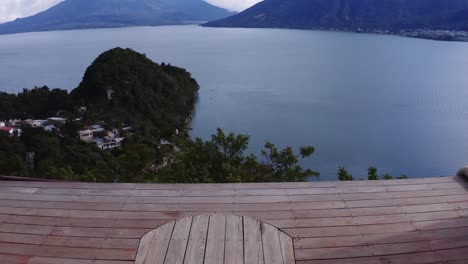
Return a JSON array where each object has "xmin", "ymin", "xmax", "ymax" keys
[
  {"xmin": 48, "ymin": 117, "xmax": 67, "ymax": 124},
  {"xmin": 90, "ymin": 125, "xmax": 105, "ymax": 133},
  {"xmin": 94, "ymin": 137, "xmax": 125, "ymax": 150},
  {"xmin": 32, "ymin": 120, "xmax": 47, "ymax": 127},
  {"xmin": 44, "ymin": 125, "xmax": 56, "ymax": 132},
  {"xmin": 0, "ymin": 127, "xmax": 21, "ymax": 137},
  {"xmin": 0, "ymin": 122, "xmax": 5, "ymax": 127},
  {"xmin": 79, "ymin": 130, "xmax": 94, "ymax": 142},
  {"xmin": 21, "ymin": 119, "xmax": 42, "ymax": 127}
]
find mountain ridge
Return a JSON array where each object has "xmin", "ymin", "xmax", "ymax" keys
[
  {"xmin": 0, "ymin": 0, "xmax": 233, "ymax": 35},
  {"xmin": 204, "ymin": 0, "xmax": 468, "ymax": 41}
]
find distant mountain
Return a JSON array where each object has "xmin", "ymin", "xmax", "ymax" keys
[
  {"xmin": 0, "ymin": 0, "xmax": 233, "ymax": 35},
  {"xmin": 204, "ymin": 0, "xmax": 468, "ymax": 39}
]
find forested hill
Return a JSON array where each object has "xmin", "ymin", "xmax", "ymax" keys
[
  {"xmin": 71, "ymin": 47, "xmax": 199, "ymax": 138},
  {"xmin": 204, "ymin": 0, "xmax": 468, "ymax": 39},
  {"xmin": 0, "ymin": 48, "xmax": 200, "ymax": 182},
  {"xmin": 0, "ymin": 0, "xmax": 233, "ymax": 35}
]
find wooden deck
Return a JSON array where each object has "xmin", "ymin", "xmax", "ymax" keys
[
  {"xmin": 135, "ymin": 214, "xmax": 295, "ymax": 264},
  {"xmin": 0, "ymin": 176, "xmax": 467, "ymax": 263}
]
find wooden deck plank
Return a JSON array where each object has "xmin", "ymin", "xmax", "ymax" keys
[
  {"xmin": 414, "ymin": 218, "xmax": 468, "ymax": 230},
  {"xmin": 204, "ymin": 214, "xmax": 227, "ymax": 264},
  {"xmin": 224, "ymin": 215, "xmax": 244, "ymax": 264},
  {"xmin": 0, "ymin": 232, "xmax": 138, "ymax": 249},
  {"xmin": 294, "ymin": 236, "xmax": 365, "ymax": 249},
  {"xmin": 0, "ymin": 191, "xmax": 465, "ymax": 213},
  {"xmin": 295, "ymin": 246, "xmax": 373, "ymax": 260},
  {"xmin": 0, "ymin": 254, "xmax": 30, "ymax": 264},
  {"xmin": 0, "ymin": 242, "xmax": 136, "ymax": 260},
  {"xmin": 0, "ymin": 177, "xmax": 464, "ymax": 197},
  {"xmin": 29, "ymin": 257, "xmax": 133, "ymax": 264},
  {"xmin": 243, "ymin": 216, "xmax": 264, "ymax": 264},
  {"xmin": 143, "ymin": 222, "xmax": 174, "ymax": 264},
  {"xmin": 284, "ymin": 226, "xmax": 361, "ymax": 238},
  {"xmin": 260, "ymin": 222, "xmax": 283, "ymax": 264},
  {"xmin": 436, "ymin": 247, "xmax": 468, "ymax": 262},
  {"xmin": 142, "ymin": 221, "xmax": 174, "ymax": 264},
  {"xmin": 1, "ymin": 188, "xmax": 465, "ymax": 204},
  {"xmin": 0, "ymin": 176, "xmax": 461, "ymax": 189},
  {"xmin": 183, "ymin": 214, "xmax": 209, "ymax": 264},
  {"xmin": 135, "ymin": 230, "xmax": 156, "ymax": 264},
  {"xmin": 279, "ymin": 231, "xmax": 295, "ymax": 264},
  {"xmin": 164, "ymin": 216, "xmax": 193, "ymax": 264}
]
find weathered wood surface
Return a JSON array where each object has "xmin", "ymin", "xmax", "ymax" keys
[
  {"xmin": 0, "ymin": 176, "xmax": 466, "ymax": 263},
  {"xmin": 135, "ymin": 214, "xmax": 295, "ymax": 264},
  {"xmin": 134, "ymin": 214, "xmax": 293, "ymax": 264}
]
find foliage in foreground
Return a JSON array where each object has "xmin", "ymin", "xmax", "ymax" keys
[
  {"xmin": 0, "ymin": 128, "xmax": 319, "ymax": 183},
  {"xmin": 337, "ymin": 166, "xmax": 409, "ymax": 181},
  {"xmin": 152, "ymin": 129, "xmax": 319, "ymax": 183}
]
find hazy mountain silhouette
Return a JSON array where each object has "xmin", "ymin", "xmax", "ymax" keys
[
  {"xmin": 0, "ymin": 0, "xmax": 233, "ymax": 35},
  {"xmin": 204, "ymin": 0, "xmax": 468, "ymax": 32}
]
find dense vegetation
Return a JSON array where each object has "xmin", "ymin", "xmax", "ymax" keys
[
  {"xmin": 0, "ymin": 126, "xmax": 319, "ymax": 183},
  {"xmin": 205, "ymin": 0, "xmax": 468, "ymax": 33},
  {"xmin": 72, "ymin": 47, "xmax": 199, "ymax": 139},
  {"xmin": 0, "ymin": 0, "xmax": 232, "ymax": 35},
  {"xmin": 0, "ymin": 87, "xmax": 71, "ymax": 120},
  {"xmin": 154, "ymin": 129, "xmax": 319, "ymax": 183},
  {"xmin": 0, "ymin": 47, "xmax": 321, "ymax": 183},
  {"xmin": 337, "ymin": 166, "xmax": 408, "ymax": 181},
  {"xmin": 0, "ymin": 127, "xmax": 114, "ymax": 181}
]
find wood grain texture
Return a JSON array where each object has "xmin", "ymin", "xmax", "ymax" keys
[
  {"xmin": 260, "ymin": 222, "xmax": 284, "ymax": 264},
  {"xmin": 135, "ymin": 230, "xmax": 156, "ymax": 264},
  {"xmin": 164, "ymin": 216, "xmax": 193, "ymax": 264},
  {"xmin": 243, "ymin": 216, "xmax": 264, "ymax": 264},
  {"xmin": 183, "ymin": 214, "xmax": 209, "ymax": 264},
  {"xmin": 0, "ymin": 176, "xmax": 466, "ymax": 263},
  {"xmin": 142, "ymin": 222, "xmax": 174, "ymax": 264},
  {"xmin": 204, "ymin": 214, "xmax": 226, "ymax": 264},
  {"xmin": 279, "ymin": 231, "xmax": 295, "ymax": 264},
  {"xmin": 225, "ymin": 215, "xmax": 244, "ymax": 264}
]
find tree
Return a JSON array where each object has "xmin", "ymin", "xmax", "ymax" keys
[
  {"xmin": 152, "ymin": 129, "xmax": 319, "ymax": 183},
  {"xmin": 383, "ymin": 174, "xmax": 393, "ymax": 180},
  {"xmin": 338, "ymin": 166, "xmax": 353, "ymax": 181},
  {"xmin": 368, "ymin": 167, "xmax": 379, "ymax": 180}
]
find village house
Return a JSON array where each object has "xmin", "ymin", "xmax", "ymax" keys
[
  {"xmin": 90, "ymin": 124, "xmax": 105, "ymax": 133},
  {"xmin": 79, "ymin": 130, "xmax": 94, "ymax": 142},
  {"xmin": 93, "ymin": 137, "xmax": 124, "ymax": 150},
  {"xmin": 7, "ymin": 119, "xmax": 21, "ymax": 126},
  {"xmin": 44, "ymin": 125, "xmax": 56, "ymax": 132},
  {"xmin": 0, "ymin": 127, "xmax": 22, "ymax": 137},
  {"xmin": 47, "ymin": 117, "xmax": 67, "ymax": 125},
  {"xmin": 19, "ymin": 119, "xmax": 42, "ymax": 127}
]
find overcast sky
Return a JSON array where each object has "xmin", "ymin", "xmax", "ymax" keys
[{"xmin": 0, "ymin": 0, "xmax": 262, "ymax": 23}]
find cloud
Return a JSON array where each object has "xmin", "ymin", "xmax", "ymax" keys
[
  {"xmin": 0, "ymin": 0, "xmax": 63, "ymax": 23},
  {"xmin": 205, "ymin": 0, "xmax": 261, "ymax": 11},
  {"xmin": 0, "ymin": 0, "xmax": 262, "ymax": 24}
]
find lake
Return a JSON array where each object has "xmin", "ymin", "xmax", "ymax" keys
[{"xmin": 1, "ymin": 25, "xmax": 468, "ymax": 181}]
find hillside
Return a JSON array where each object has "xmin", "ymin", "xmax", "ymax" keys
[
  {"xmin": 0, "ymin": 0, "xmax": 232, "ymax": 35},
  {"xmin": 71, "ymin": 47, "xmax": 199, "ymax": 138},
  {"xmin": 204, "ymin": 0, "xmax": 468, "ymax": 40},
  {"xmin": 0, "ymin": 48, "xmax": 200, "ymax": 182}
]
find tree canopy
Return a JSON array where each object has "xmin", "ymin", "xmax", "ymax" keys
[
  {"xmin": 71, "ymin": 47, "xmax": 199, "ymax": 139},
  {"xmin": 150, "ymin": 129, "xmax": 319, "ymax": 183}
]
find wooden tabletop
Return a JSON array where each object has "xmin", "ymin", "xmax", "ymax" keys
[{"xmin": 0, "ymin": 176, "xmax": 467, "ymax": 263}]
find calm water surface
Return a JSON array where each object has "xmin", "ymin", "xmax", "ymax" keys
[{"xmin": 1, "ymin": 25, "xmax": 468, "ymax": 180}]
